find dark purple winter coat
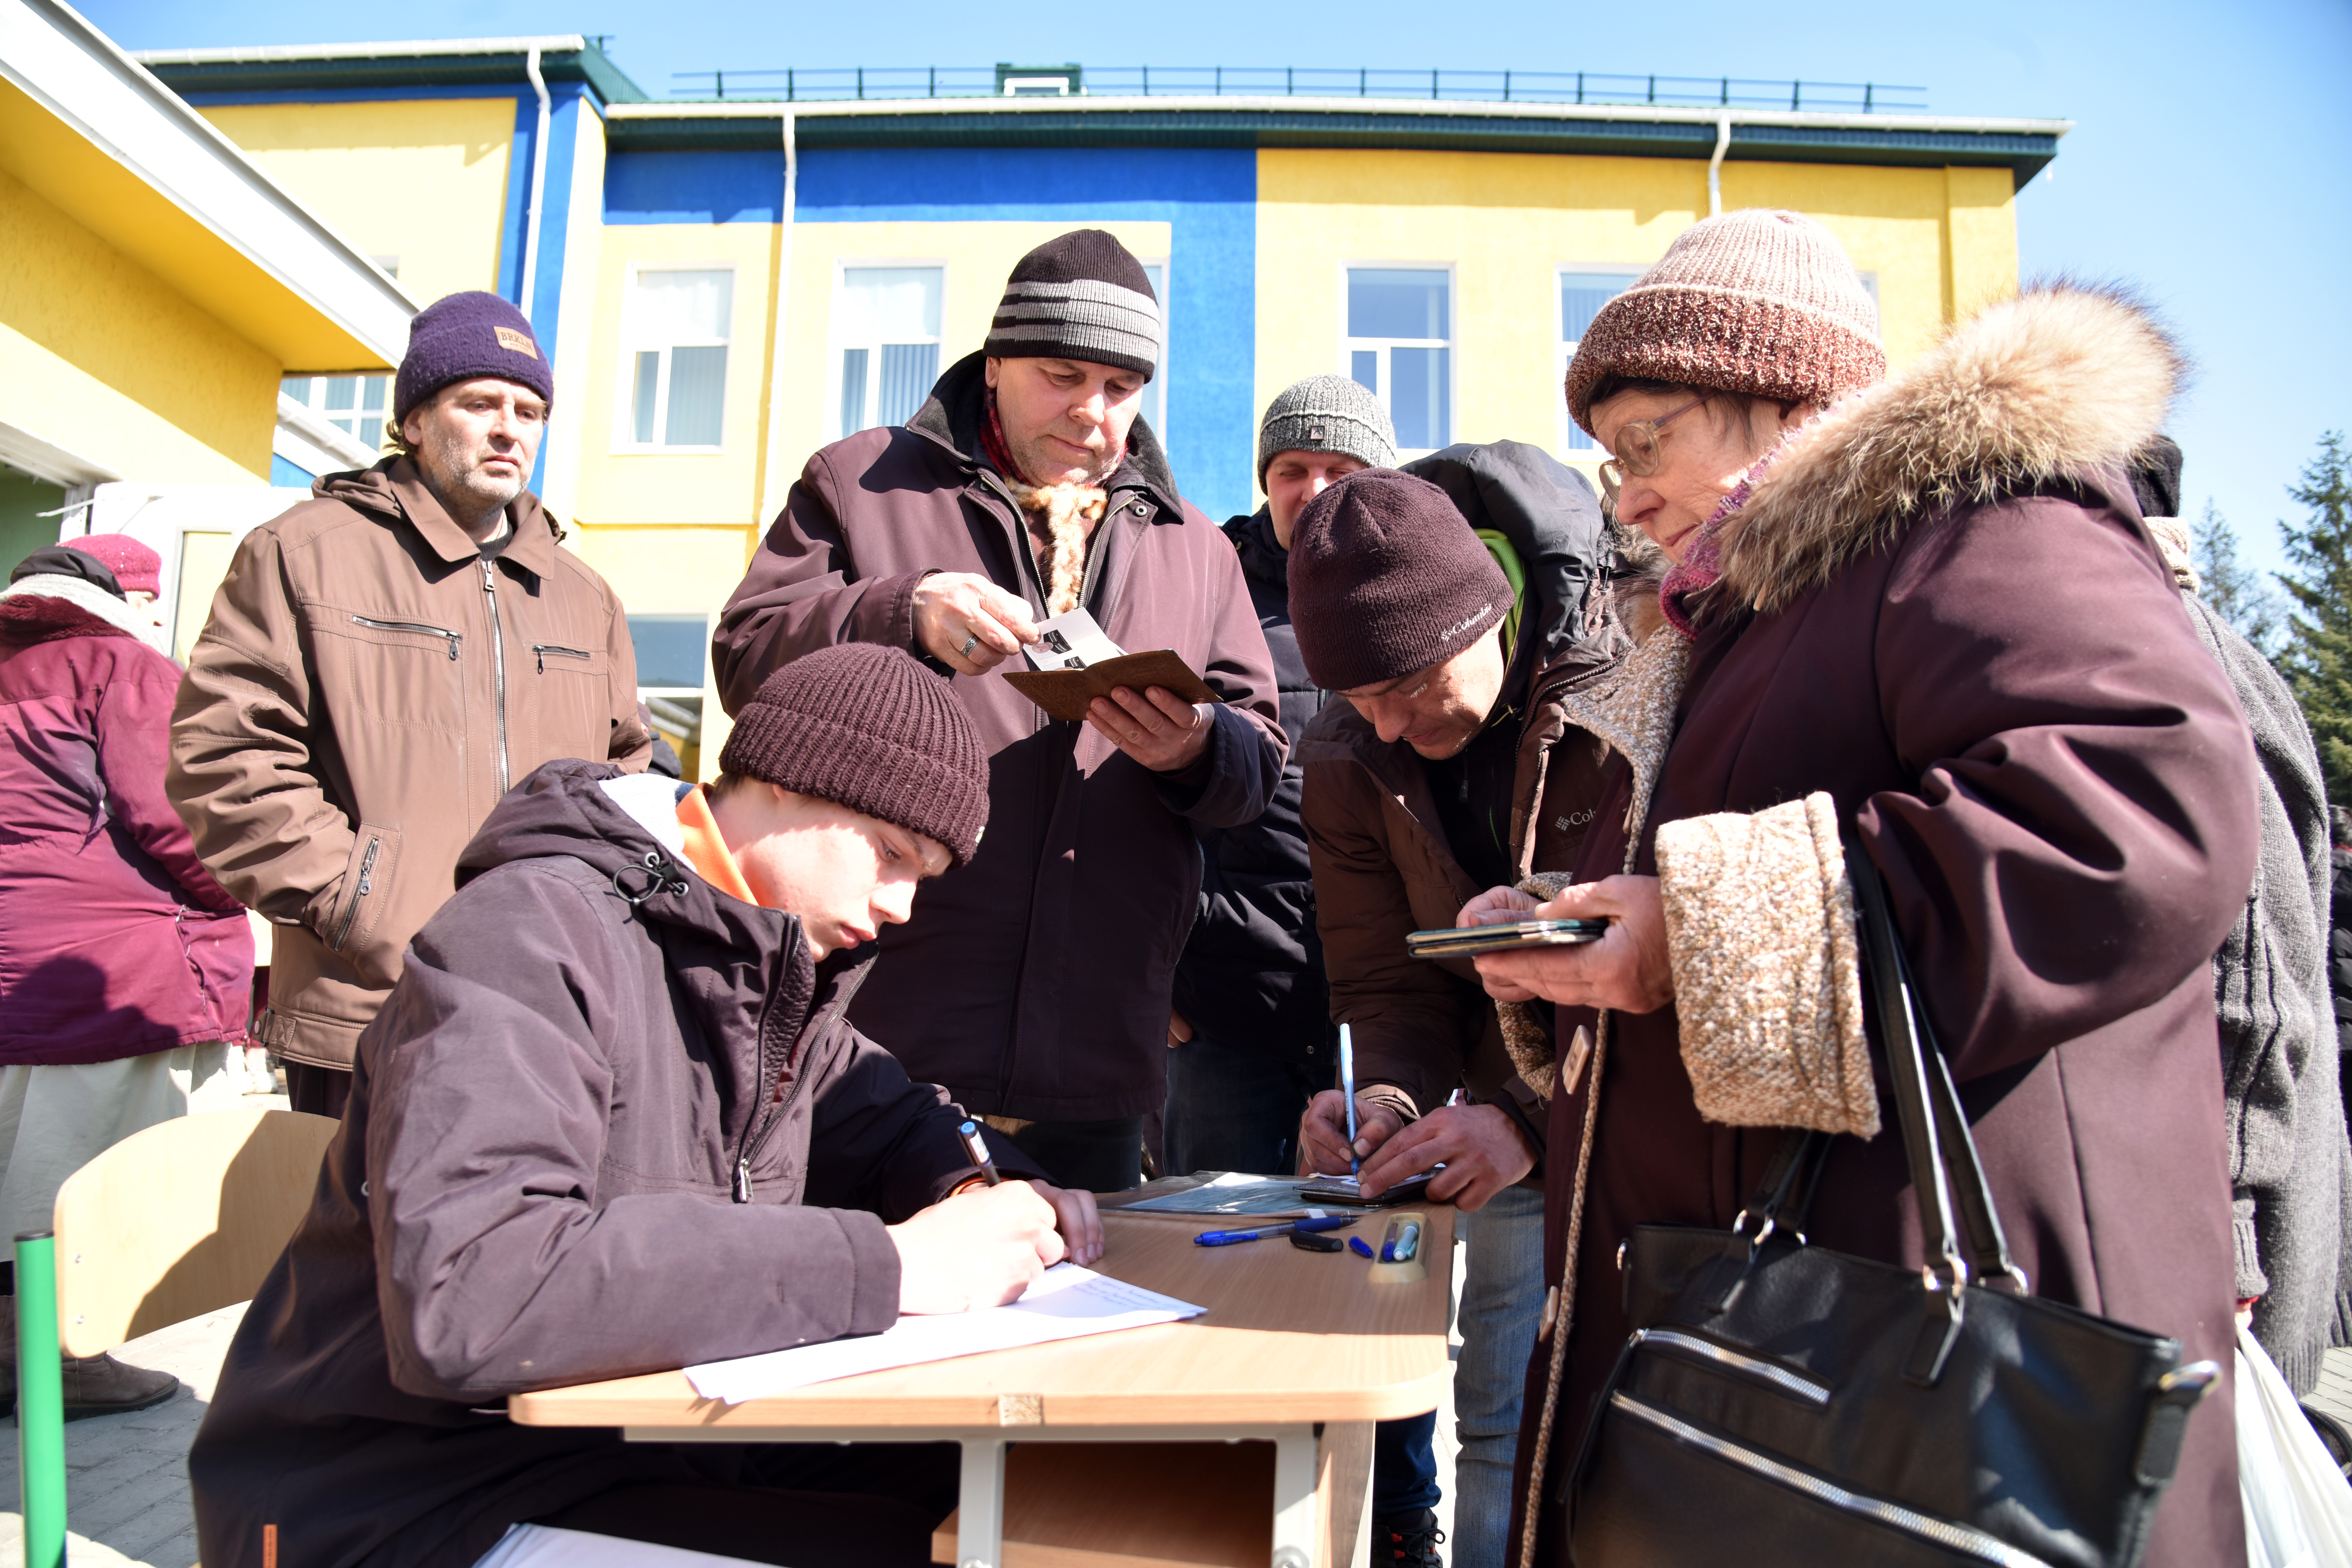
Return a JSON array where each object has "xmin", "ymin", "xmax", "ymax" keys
[{"xmin": 0, "ymin": 582, "xmax": 250, "ymax": 1063}]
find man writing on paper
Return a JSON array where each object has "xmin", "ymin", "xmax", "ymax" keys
[
  {"xmin": 715, "ymin": 230, "xmax": 1284, "ymax": 1191},
  {"xmin": 192, "ymin": 646, "xmax": 1101, "ymax": 1568}
]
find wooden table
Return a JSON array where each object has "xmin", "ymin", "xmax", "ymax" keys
[{"xmin": 509, "ymin": 1204, "xmax": 1456, "ymax": 1568}]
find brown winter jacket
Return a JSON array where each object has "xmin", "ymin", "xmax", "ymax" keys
[
  {"xmin": 1511, "ymin": 289, "xmax": 2257, "ymax": 1568},
  {"xmin": 713, "ymin": 352, "xmax": 1284, "ymax": 1122},
  {"xmin": 190, "ymin": 761, "xmax": 1041, "ymax": 1568},
  {"xmin": 168, "ymin": 458, "xmax": 651, "ymax": 1070}
]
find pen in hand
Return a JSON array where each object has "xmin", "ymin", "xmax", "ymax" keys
[
  {"xmin": 957, "ymin": 1119, "xmax": 1003, "ymax": 1187},
  {"xmin": 1340, "ymin": 1022, "xmax": 1360, "ymax": 1179}
]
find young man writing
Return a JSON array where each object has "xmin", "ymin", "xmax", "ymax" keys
[{"xmin": 192, "ymin": 644, "xmax": 1100, "ymax": 1568}]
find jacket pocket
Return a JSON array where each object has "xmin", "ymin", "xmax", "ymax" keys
[
  {"xmin": 308, "ymin": 606, "xmax": 468, "ymax": 732},
  {"xmin": 521, "ymin": 637, "xmax": 619, "ymax": 770},
  {"xmin": 328, "ymin": 824, "xmax": 403, "ymax": 984}
]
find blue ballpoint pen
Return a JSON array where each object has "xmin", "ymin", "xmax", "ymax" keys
[
  {"xmin": 1194, "ymin": 1216, "xmax": 1355, "ymax": 1247},
  {"xmin": 1340, "ymin": 1021, "xmax": 1360, "ymax": 1179}
]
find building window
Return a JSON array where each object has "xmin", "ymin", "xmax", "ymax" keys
[
  {"xmin": 624, "ymin": 269, "xmax": 732, "ymax": 449},
  {"xmin": 1345, "ymin": 268, "xmax": 1451, "ymax": 453},
  {"xmin": 1557, "ymin": 271, "xmax": 1643, "ymax": 453},
  {"xmin": 1140, "ymin": 261, "xmax": 1167, "ymax": 440},
  {"xmin": 282, "ymin": 375, "xmax": 392, "ymax": 451},
  {"xmin": 834, "ymin": 266, "xmax": 943, "ymax": 438},
  {"xmin": 629, "ymin": 612, "xmax": 709, "ymax": 780}
]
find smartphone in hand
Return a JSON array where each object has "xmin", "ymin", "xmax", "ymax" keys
[{"xmin": 1405, "ymin": 919, "xmax": 1608, "ymax": 959}]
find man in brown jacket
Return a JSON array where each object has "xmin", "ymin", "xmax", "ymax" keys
[
  {"xmin": 1288, "ymin": 460, "xmax": 1631, "ymax": 1568},
  {"xmin": 170, "ymin": 291, "xmax": 650, "ymax": 1116},
  {"xmin": 715, "ymin": 230, "xmax": 1284, "ymax": 1193}
]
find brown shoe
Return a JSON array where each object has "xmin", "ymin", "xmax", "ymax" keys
[{"xmin": 59, "ymin": 1352, "xmax": 179, "ymax": 1421}]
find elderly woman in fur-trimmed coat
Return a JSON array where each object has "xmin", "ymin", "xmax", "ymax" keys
[{"xmin": 1470, "ymin": 210, "xmax": 2258, "ymax": 1568}]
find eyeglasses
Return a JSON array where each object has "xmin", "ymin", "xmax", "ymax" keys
[{"xmin": 1597, "ymin": 393, "xmax": 1712, "ymax": 511}]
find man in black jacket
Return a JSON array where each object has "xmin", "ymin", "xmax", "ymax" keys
[{"xmin": 193, "ymin": 646, "xmax": 1099, "ymax": 1568}]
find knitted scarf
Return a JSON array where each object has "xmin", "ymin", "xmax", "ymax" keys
[
  {"xmin": 1657, "ymin": 447, "xmax": 1781, "ymax": 637},
  {"xmin": 980, "ymin": 392, "xmax": 1112, "ymax": 617}
]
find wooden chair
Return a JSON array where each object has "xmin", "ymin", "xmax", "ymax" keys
[{"xmin": 16, "ymin": 1106, "xmax": 340, "ymax": 1567}]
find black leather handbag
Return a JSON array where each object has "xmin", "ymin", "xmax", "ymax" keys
[{"xmin": 1562, "ymin": 837, "xmax": 2222, "ymax": 1568}]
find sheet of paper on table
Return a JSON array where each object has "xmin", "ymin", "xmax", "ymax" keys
[
  {"xmin": 684, "ymin": 1264, "xmax": 1205, "ymax": 1405},
  {"xmin": 1118, "ymin": 1172, "xmax": 1331, "ymax": 1218}
]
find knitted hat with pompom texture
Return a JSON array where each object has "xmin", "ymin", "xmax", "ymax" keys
[
  {"xmin": 719, "ymin": 644, "xmax": 991, "ymax": 866},
  {"xmin": 1563, "ymin": 208, "xmax": 1886, "ymax": 436}
]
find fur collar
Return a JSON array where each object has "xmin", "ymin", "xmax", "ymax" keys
[
  {"xmin": 1715, "ymin": 285, "xmax": 2182, "ymax": 613},
  {"xmin": 0, "ymin": 573, "xmax": 160, "ymax": 647}
]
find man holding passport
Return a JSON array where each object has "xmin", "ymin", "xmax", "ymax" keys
[
  {"xmin": 715, "ymin": 229, "xmax": 1283, "ymax": 1191},
  {"xmin": 191, "ymin": 646, "xmax": 1099, "ymax": 1568}
]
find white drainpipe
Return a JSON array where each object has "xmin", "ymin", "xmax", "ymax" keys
[
  {"xmin": 1708, "ymin": 112, "xmax": 1731, "ymax": 216},
  {"xmin": 518, "ymin": 46, "xmax": 552, "ymax": 317},
  {"xmin": 756, "ymin": 109, "xmax": 798, "ymax": 529}
]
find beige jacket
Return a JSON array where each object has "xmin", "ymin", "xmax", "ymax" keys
[{"xmin": 168, "ymin": 458, "xmax": 650, "ymax": 1068}]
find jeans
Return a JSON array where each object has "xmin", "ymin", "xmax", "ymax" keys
[
  {"xmin": 1005, "ymin": 1117, "xmax": 1145, "ymax": 1193},
  {"xmin": 1162, "ymin": 1033, "xmax": 1322, "ymax": 1177},
  {"xmin": 1450, "ymin": 1183, "xmax": 1546, "ymax": 1568},
  {"xmin": 1374, "ymin": 1409, "xmax": 1441, "ymax": 1516}
]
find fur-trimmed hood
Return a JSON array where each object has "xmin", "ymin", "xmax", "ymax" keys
[{"xmin": 1716, "ymin": 285, "xmax": 2183, "ymax": 613}]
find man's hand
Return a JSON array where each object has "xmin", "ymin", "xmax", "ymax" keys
[
  {"xmin": 1297, "ymin": 1089, "xmax": 1405, "ymax": 1176},
  {"xmin": 913, "ymin": 571, "xmax": 1039, "ymax": 675},
  {"xmin": 1027, "ymin": 1179, "xmax": 1103, "ymax": 1266},
  {"xmin": 889, "ymin": 1179, "xmax": 1064, "ymax": 1314},
  {"xmin": 1472, "ymin": 874, "xmax": 1674, "ymax": 1015},
  {"xmin": 1458, "ymin": 885, "xmax": 1541, "ymax": 927},
  {"xmin": 1086, "ymin": 686, "xmax": 1212, "ymax": 772},
  {"xmin": 1358, "ymin": 1103, "xmax": 1534, "ymax": 1212},
  {"xmin": 1167, "ymin": 1009, "xmax": 1194, "ymax": 1050}
]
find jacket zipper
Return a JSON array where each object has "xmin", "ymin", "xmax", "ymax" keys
[
  {"xmin": 531, "ymin": 643, "xmax": 593, "ymax": 674},
  {"xmin": 733, "ymin": 983, "xmax": 862, "ymax": 1202},
  {"xmin": 1606, "ymin": 1393, "xmax": 2051, "ymax": 1567},
  {"xmin": 1632, "ymin": 1328, "xmax": 1831, "ymax": 1405},
  {"xmin": 350, "ymin": 614, "xmax": 461, "ymax": 660},
  {"xmin": 481, "ymin": 559, "xmax": 509, "ymax": 792},
  {"xmin": 334, "ymin": 836, "xmax": 381, "ymax": 949}
]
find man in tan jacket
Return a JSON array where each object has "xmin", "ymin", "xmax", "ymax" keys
[{"xmin": 170, "ymin": 291, "xmax": 650, "ymax": 1116}]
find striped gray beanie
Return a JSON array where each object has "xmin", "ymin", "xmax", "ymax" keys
[
  {"xmin": 1257, "ymin": 374, "xmax": 1398, "ymax": 489},
  {"xmin": 983, "ymin": 230, "xmax": 1159, "ymax": 381}
]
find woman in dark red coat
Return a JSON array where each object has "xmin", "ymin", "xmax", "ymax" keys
[
  {"xmin": 0, "ymin": 536, "xmax": 253, "ymax": 1415},
  {"xmin": 1474, "ymin": 211, "xmax": 2257, "ymax": 1567}
]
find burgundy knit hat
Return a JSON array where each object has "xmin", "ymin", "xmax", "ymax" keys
[
  {"xmin": 1286, "ymin": 469, "xmax": 1512, "ymax": 693},
  {"xmin": 62, "ymin": 535, "xmax": 161, "ymax": 597},
  {"xmin": 394, "ymin": 291, "xmax": 556, "ymax": 423},
  {"xmin": 1564, "ymin": 209, "xmax": 1886, "ymax": 435},
  {"xmin": 719, "ymin": 644, "xmax": 990, "ymax": 866}
]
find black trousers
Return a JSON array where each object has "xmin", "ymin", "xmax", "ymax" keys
[
  {"xmin": 530, "ymin": 1442, "xmax": 959, "ymax": 1568},
  {"xmin": 282, "ymin": 1060, "xmax": 351, "ymax": 1120},
  {"xmin": 1006, "ymin": 1117, "xmax": 1145, "ymax": 1193}
]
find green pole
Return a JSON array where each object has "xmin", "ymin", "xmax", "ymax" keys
[{"xmin": 16, "ymin": 1231, "xmax": 66, "ymax": 1568}]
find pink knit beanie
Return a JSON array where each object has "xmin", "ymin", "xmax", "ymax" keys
[
  {"xmin": 1564, "ymin": 209, "xmax": 1886, "ymax": 435},
  {"xmin": 61, "ymin": 534, "xmax": 161, "ymax": 597}
]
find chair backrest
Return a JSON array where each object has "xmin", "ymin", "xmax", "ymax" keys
[{"xmin": 51, "ymin": 1107, "xmax": 339, "ymax": 1357}]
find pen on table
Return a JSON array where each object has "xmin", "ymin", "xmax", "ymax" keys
[
  {"xmin": 957, "ymin": 1119, "xmax": 1003, "ymax": 1186},
  {"xmin": 1340, "ymin": 1021, "xmax": 1360, "ymax": 1179},
  {"xmin": 1194, "ymin": 1216, "xmax": 1355, "ymax": 1247}
]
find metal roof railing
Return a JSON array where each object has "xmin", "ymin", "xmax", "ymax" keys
[{"xmin": 665, "ymin": 65, "xmax": 1927, "ymax": 113}]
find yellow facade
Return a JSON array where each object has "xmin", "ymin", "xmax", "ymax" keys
[
  {"xmin": 198, "ymin": 99, "xmax": 517, "ymax": 317},
  {"xmin": 0, "ymin": 164, "xmax": 277, "ymax": 481}
]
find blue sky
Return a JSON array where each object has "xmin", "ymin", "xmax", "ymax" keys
[{"xmin": 90, "ymin": 0, "xmax": 2352, "ymax": 574}]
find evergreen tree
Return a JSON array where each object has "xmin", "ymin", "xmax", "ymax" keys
[
  {"xmin": 2275, "ymin": 431, "xmax": 2352, "ymax": 801},
  {"xmin": 2192, "ymin": 500, "xmax": 2284, "ymax": 658}
]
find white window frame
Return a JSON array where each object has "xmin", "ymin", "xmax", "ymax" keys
[
  {"xmin": 1339, "ymin": 262, "xmax": 1456, "ymax": 458},
  {"xmin": 1554, "ymin": 266, "xmax": 1646, "ymax": 457},
  {"xmin": 827, "ymin": 259, "xmax": 948, "ymax": 443},
  {"xmin": 612, "ymin": 262, "xmax": 736, "ymax": 455},
  {"xmin": 628, "ymin": 609, "xmax": 713, "ymax": 779},
  {"xmin": 281, "ymin": 372, "xmax": 393, "ymax": 454}
]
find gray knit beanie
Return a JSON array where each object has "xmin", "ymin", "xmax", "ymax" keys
[
  {"xmin": 983, "ymin": 230, "xmax": 1159, "ymax": 381},
  {"xmin": 1564, "ymin": 209, "xmax": 1885, "ymax": 435},
  {"xmin": 1257, "ymin": 375, "xmax": 1398, "ymax": 490}
]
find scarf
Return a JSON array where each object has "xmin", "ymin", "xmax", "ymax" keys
[
  {"xmin": 1657, "ymin": 446, "xmax": 1784, "ymax": 638},
  {"xmin": 980, "ymin": 391, "xmax": 1112, "ymax": 617}
]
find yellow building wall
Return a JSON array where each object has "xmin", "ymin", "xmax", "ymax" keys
[
  {"xmin": 1253, "ymin": 148, "xmax": 2016, "ymax": 496},
  {"xmin": 0, "ymin": 165, "xmax": 276, "ymax": 481},
  {"xmin": 198, "ymin": 99, "xmax": 515, "ymax": 323}
]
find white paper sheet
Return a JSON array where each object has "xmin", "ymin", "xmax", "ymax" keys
[
  {"xmin": 683, "ymin": 1264, "xmax": 1205, "ymax": 1405},
  {"xmin": 1022, "ymin": 608, "xmax": 1127, "ymax": 671}
]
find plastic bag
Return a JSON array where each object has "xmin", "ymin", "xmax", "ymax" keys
[{"xmin": 2238, "ymin": 1323, "xmax": 2352, "ymax": 1567}]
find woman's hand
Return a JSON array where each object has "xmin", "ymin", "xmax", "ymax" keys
[
  {"xmin": 1458, "ymin": 885, "xmax": 1541, "ymax": 926},
  {"xmin": 1471, "ymin": 875, "xmax": 1675, "ymax": 1015}
]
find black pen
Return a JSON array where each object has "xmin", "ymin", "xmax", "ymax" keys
[{"xmin": 958, "ymin": 1119, "xmax": 1003, "ymax": 1186}]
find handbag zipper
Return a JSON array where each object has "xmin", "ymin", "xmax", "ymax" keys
[
  {"xmin": 1608, "ymin": 1393, "xmax": 2054, "ymax": 1568},
  {"xmin": 334, "ymin": 836, "xmax": 381, "ymax": 949},
  {"xmin": 1633, "ymin": 1328, "xmax": 1831, "ymax": 1405},
  {"xmin": 531, "ymin": 643, "xmax": 593, "ymax": 674},
  {"xmin": 350, "ymin": 614, "xmax": 460, "ymax": 659}
]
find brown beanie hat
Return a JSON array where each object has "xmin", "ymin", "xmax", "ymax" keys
[
  {"xmin": 1563, "ymin": 208, "xmax": 1886, "ymax": 436},
  {"xmin": 719, "ymin": 644, "xmax": 990, "ymax": 866},
  {"xmin": 1287, "ymin": 469, "xmax": 1512, "ymax": 692}
]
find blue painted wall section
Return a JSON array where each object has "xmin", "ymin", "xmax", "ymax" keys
[
  {"xmin": 519, "ymin": 85, "xmax": 585, "ymax": 493},
  {"xmin": 604, "ymin": 144, "xmax": 1259, "ymax": 519}
]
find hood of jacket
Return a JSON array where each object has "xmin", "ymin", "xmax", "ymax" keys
[
  {"xmin": 1226, "ymin": 507, "xmax": 1290, "ymax": 599},
  {"xmin": 907, "ymin": 349, "xmax": 1186, "ymax": 516},
  {"xmin": 315, "ymin": 455, "xmax": 569, "ymax": 580},
  {"xmin": 0, "ymin": 574, "xmax": 155, "ymax": 646},
  {"xmin": 1716, "ymin": 285, "xmax": 2182, "ymax": 614}
]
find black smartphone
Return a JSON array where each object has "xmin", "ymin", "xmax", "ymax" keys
[
  {"xmin": 1297, "ymin": 1172, "xmax": 1436, "ymax": 1208},
  {"xmin": 1406, "ymin": 919, "xmax": 1608, "ymax": 959}
]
